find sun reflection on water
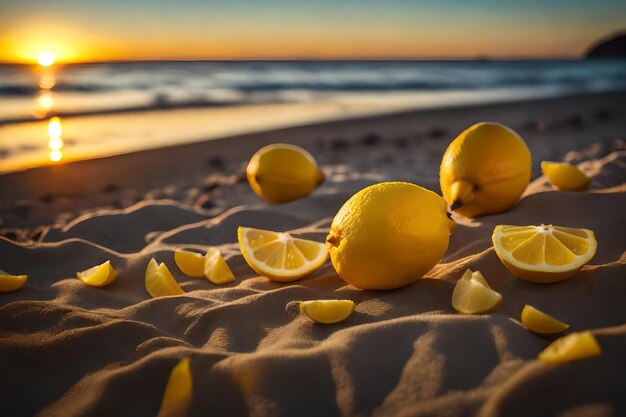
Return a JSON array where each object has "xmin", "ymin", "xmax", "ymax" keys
[
  {"xmin": 38, "ymin": 72, "xmax": 56, "ymax": 90},
  {"xmin": 35, "ymin": 91, "xmax": 54, "ymax": 118},
  {"xmin": 47, "ymin": 116, "xmax": 63, "ymax": 162}
]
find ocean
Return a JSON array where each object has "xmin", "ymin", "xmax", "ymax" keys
[{"xmin": 1, "ymin": 60, "xmax": 625, "ymax": 172}]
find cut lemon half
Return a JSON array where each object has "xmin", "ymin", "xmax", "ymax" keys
[
  {"xmin": 0, "ymin": 269, "xmax": 28, "ymax": 292},
  {"xmin": 452, "ymin": 269, "xmax": 503, "ymax": 314},
  {"xmin": 541, "ymin": 161, "xmax": 591, "ymax": 191},
  {"xmin": 492, "ymin": 224, "xmax": 597, "ymax": 283},
  {"xmin": 300, "ymin": 300, "xmax": 356, "ymax": 324},
  {"xmin": 238, "ymin": 227, "xmax": 328, "ymax": 282},
  {"xmin": 145, "ymin": 259, "xmax": 184, "ymax": 298},
  {"xmin": 204, "ymin": 248, "xmax": 235, "ymax": 285},
  {"xmin": 538, "ymin": 331, "xmax": 602, "ymax": 363},
  {"xmin": 157, "ymin": 358, "xmax": 192, "ymax": 417},
  {"xmin": 521, "ymin": 305, "xmax": 570, "ymax": 335},
  {"xmin": 76, "ymin": 260, "xmax": 117, "ymax": 287},
  {"xmin": 174, "ymin": 249, "xmax": 205, "ymax": 278}
]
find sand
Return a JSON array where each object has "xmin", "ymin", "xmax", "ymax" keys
[{"xmin": 0, "ymin": 91, "xmax": 625, "ymax": 417}]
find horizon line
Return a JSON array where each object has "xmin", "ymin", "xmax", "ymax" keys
[{"xmin": 0, "ymin": 55, "xmax": 588, "ymax": 65}]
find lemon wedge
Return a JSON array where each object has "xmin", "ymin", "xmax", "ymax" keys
[
  {"xmin": 76, "ymin": 260, "xmax": 117, "ymax": 287},
  {"xmin": 204, "ymin": 248, "xmax": 235, "ymax": 285},
  {"xmin": 238, "ymin": 227, "xmax": 328, "ymax": 282},
  {"xmin": 538, "ymin": 331, "xmax": 602, "ymax": 363},
  {"xmin": 145, "ymin": 258, "xmax": 184, "ymax": 298},
  {"xmin": 174, "ymin": 250, "xmax": 205, "ymax": 278},
  {"xmin": 0, "ymin": 269, "xmax": 28, "ymax": 292},
  {"xmin": 157, "ymin": 358, "xmax": 192, "ymax": 417},
  {"xmin": 541, "ymin": 161, "xmax": 591, "ymax": 191},
  {"xmin": 300, "ymin": 300, "xmax": 356, "ymax": 324},
  {"xmin": 452, "ymin": 269, "xmax": 503, "ymax": 314},
  {"xmin": 492, "ymin": 224, "xmax": 597, "ymax": 283},
  {"xmin": 521, "ymin": 305, "xmax": 570, "ymax": 335}
]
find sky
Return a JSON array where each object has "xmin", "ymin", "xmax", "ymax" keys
[{"xmin": 0, "ymin": 0, "xmax": 625, "ymax": 63}]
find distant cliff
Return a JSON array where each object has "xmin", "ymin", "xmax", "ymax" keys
[{"xmin": 585, "ymin": 32, "xmax": 626, "ymax": 58}]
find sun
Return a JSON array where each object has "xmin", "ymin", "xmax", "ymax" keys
[{"xmin": 37, "ymin": 51, "xmax": 56, "ymax": 67}]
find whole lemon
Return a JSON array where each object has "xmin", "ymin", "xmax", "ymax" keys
[
  {"xmin": 440, "ymin": 122, "xmax": 531, "ymax": 218},
  {"xmin": 246, "ymin": 144, "xmax": 324, "ymax": 204},
  {"xmin": 327, "ymin": 182, "xmax": 456, "ymax": 290}
]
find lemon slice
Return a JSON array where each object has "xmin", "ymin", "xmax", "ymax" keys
[
  {"xmin": 204, "ymin": 248, "xmax": 235, "ymax": 285},
  {"xmin": 174, "ymin": 250, "xmax": 205, "ymax": 278},
  {"xmin": 145, "ymin": 258, "xmax": 184, "ymax": 298},
  {"xmin": 541, "ymin": 161, "xmax": 591, "ymax": 191},
  {"xmin": 538, "ymin": 331, "xmax": 602, "ymax": 363},
  {"xmin": 0, "ymin": 269, "xmax": 28, "ymax": 292},
  {"xmin": 300, "ymin": 300, "xmax": 356, "ymax": 324},
  {"xmin": 238, "ymin": 227, "xmax": 328, "ymax": 282},
  {"xmin": 157, "ymin": 358, "xmax": 192, "ymax": 417},
  {"xmin": 521, "ymin": 305, "xmax": 570, "ymax": 335},
  {"xmin": 452, "ymin": 269, "xmax": 503, "ymax": 314},
  {"xmin": 76, "ymin": 260, "xmax": 117, "ymax": 287},
  {"xmin": 492, "ymin": 224, "xmax": 597, "ymax": 283}
]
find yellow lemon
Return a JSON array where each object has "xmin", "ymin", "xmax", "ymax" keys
[
  {"xmin": 246, "ymin": 143, "xmax": 324, "ymax": 204},
  {"xmin": 521, "ymin": 305, "xmax": 570, "ymax": 335},
  {"xmin": 541, "ymin": 161, "xmax": 591, "ymax": 191},
  {"xmin": 538, "ymin": 331, "xmax": 602, "ymax": 363},
  {"xmin": 327, "ymin": 182, "xmax": 456, "ymax": 290},
  {"xmin": 492, "ymin": 224, "xmax": 597, "ymax": 283},
  {"xmin": 451, "ymin": 269, "xmax": 502, "ymax": 314},
  {"xmin": 76, "ymin": 260, "xmax": 117, "ymax": 287},
  {"xmin": 174, "ymin": 249, "xmax": 205, "ymax": 278},
  {"xmin": 145, "ymin": 259, "xmax": 185, "ymax": 298},
  {"xmin": 238, "ymin": 227, "xmax": 328, "ymax": 282},
  {"xmin": 204, "ymin": 248, "xmax": 235, "ymax": 285},
  {"xmin": 157, "ymin": 358, "xmax": 193, "ymax": 417},
  {"xmin": 440, "ymin": 122, "xmax": 532, "ymax": 217},
  {"xmin": 0, "ymin": 269, "xmax": 28, "ymax": 292},
  {"xmin": 300, "ymin": 300, "xmax": 356, "ymax": 324}
]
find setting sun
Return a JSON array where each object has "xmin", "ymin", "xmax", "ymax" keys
[{"xmin": 37, "ymin": 51, "xmax": 56, "ymax": 67}]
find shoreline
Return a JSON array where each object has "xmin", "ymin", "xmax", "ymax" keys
[
  {"xmin": 2, "ymin": 89, "xmax": 624, "ymax": 174},
  {"xmin": 1, "ymin": 90, "xmax": 625, "ymax": 230}
]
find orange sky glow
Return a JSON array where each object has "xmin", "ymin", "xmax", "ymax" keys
[{"xmin": 0, "ymin": 1, "xmax": 624, "ymax": 63}]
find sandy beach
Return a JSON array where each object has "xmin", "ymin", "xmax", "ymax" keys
[{"xmin": 1, "ymin": 91, "xmax": 625, "ymax": 416}]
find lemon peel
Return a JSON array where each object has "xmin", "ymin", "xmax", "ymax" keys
[{"xmin": 541, "ymin": 161, "xmax": 591, "ymax": 191}]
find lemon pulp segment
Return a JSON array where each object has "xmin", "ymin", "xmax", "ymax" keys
[
  {"xmin": 204, "ymin": 248, "xmax": 235, "ymax": 285},
  {"xmin": 145, "ymin": 259, "xmax": 185, "ymax": 298},
  {"xmin": 175, "ymin": 250, "xmax": 205, "ymax": 278},
  {"xmin": 76, "ymin": 260, "xmax": 117, "ymax": 287},
  {"xmin": 0, "ymin": 269, "xmax": 28, "ymax": 292},
  {"xmin": 521, "ymin": 305, "xmax": 570, "ymax": 334},
  {"xmin": 538, "ymin": 331, "xmax": 602, "ymax": 363},
  {"xmin": 451, "ymin": 269, "xmax": 503, "ymax": 314},
  {"xmin": 157, "ymin": 358, "xmax": 192, "ymax": 417},
  {"xmin": 493, "ymin": 224, "xmax": 597, "ymax": 283},
  {"xmin": 300, "ymin": 300, "xmax": 356, "ymax": 324},
  {"xmin": 238, "ymin": 227, "xmax": 328, "ymax": 282}
]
